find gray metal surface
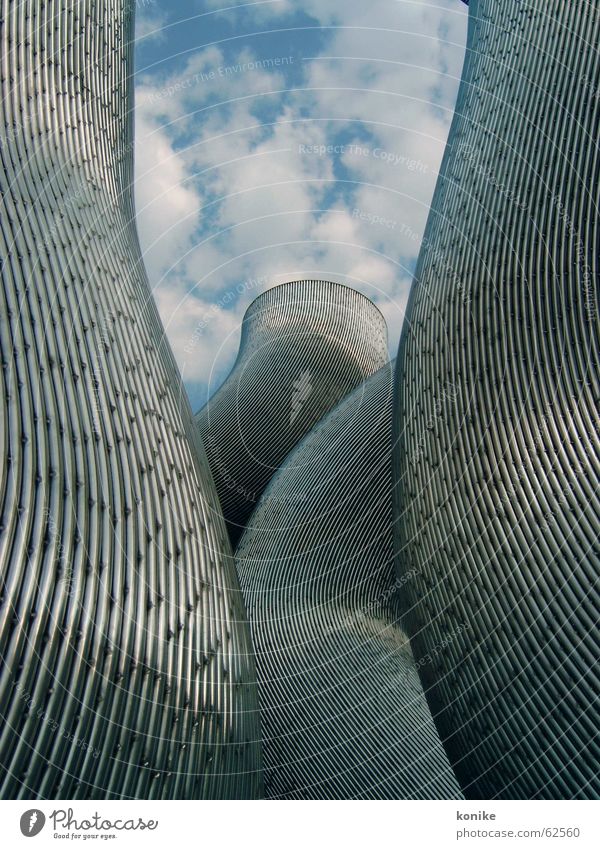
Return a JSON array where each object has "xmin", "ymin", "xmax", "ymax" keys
[
  {"xmin": 237, "ymin": 362, "xmax": 463, "ymax": 799},
  {"xmin": 196, "ymin": 280, "xmax": 389, "ymax": 545},
  {"xmin": 393, "ymin": 0, "xmax": 600, "ymax": 799},
  {"xmin": 0, "ymin": 0, "xmax": 262, "ymax": 799}
]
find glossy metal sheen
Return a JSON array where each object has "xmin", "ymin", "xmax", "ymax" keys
[
  {"xmin": 196, "ymin": 280, "xmax": 389, "ymax": 545},
  {"xmin": 0, "ymin": 1, "xmax": 261, "ymax": 799},
  {"xmin": 393, "ymin": 0, "xmax": 600, "ymax": 799},
  {"xmin": 237, "ymin": 363, "xmax": 463, "ymax": 799}
]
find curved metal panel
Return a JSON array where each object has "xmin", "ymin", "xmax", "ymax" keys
[
  {"xmin": 0, "ymin": 0, "xmax": 262, "ymax": 799},
  {"xmin": 237, "ymin": 362, "xmax": 463, "ymax": 799},
  {"xmin": 196, "ymin": 280, "xmax": 389, "ymax": 545},
  {"xmin": 393, "ymin": 0, "xmax": 600, "ymax": 799}
]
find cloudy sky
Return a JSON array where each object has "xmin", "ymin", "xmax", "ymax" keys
[{"xmin": 133, "ymin": 0, "xmax": 468, "ymax": 411}]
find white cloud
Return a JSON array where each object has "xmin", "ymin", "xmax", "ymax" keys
[
  {"xmin": 133, "ymin": 0, "xmax": 468, "ymax": 406},
  {"xmin": 135, "ymin": 4, "xmax": 169, "ymax": 42},
  {"xmin": 134, "ymin": 109, "xmax": 203, "ymax": 287},
  {"xmin": 155, "ymin": 284, "xmax": 243, "ymax": 389}
]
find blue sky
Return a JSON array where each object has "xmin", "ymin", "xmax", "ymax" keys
[{"xmin": 133, "ymin": 0, "xmax": 468, "ymax": 411}]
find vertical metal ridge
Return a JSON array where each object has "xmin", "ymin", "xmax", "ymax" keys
[
  {"xmin": 393, "ymin": 0, "xmax": 599, "ymax": 799},
  {"xmin": 0, "ymin": 0, "xmax": 262, "ymax": 799},
  {"xmin": 196, "ymin": 279, "xmax": 389, "ymax": 545},
  {"xmin": 236, "ymin": 363, "xmax": 463, "ymax": 799}
]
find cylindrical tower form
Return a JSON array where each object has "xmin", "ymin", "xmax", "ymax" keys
[
  {"xmin": 196, "ymin": 280, "xmax": 388, "ymax": 545},
  {"xmin": 393, "ymin": 0, "xmax": 599, "ymax": 798},
  {"xmin": 236, "ymin": 362, "xmax": 463, "ymax": 799},
  {"xmin": 0, "ymin": 1, "xmax": 261, "ymax": 799}
]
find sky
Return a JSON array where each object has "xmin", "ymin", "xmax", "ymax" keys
[{"xmin": 133, "ymin": 0, "xmax": 468, "ymax": 411}]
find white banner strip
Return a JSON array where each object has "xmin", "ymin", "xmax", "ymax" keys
[{"xmin": 0, "ymin": 800, "xmax": 599, "ymax": 848}]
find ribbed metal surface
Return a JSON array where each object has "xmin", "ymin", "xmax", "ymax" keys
[
  {"xmin": 237, "ymin": 362, "xmax": 463, "ymax": 799},
  {"xmin": 196, "ymin": 280, "xmax": 389, "ymax": 546},
  {"xmin": 0, "ymin": 1, "xmax": 262, "ymax": 799},
  {"xmin": 393, "ymin": 0, "xmax": 599, "ymax": 799}
]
